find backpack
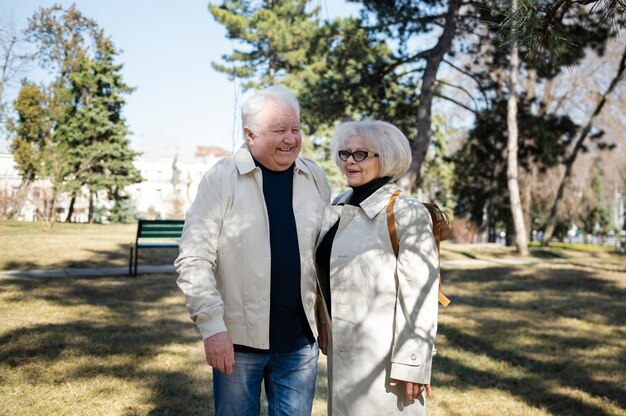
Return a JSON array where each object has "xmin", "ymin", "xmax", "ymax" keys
[{"xmin": 387, "ymin": 190, "xmax": 452, "ymax": 307}]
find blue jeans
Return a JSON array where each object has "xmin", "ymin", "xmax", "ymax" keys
[{"xmin": 213, "ymin": 342, "xmax": 319, "ymax": 416}]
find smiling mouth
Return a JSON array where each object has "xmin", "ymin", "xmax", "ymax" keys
[{"xmin": 278, "ymin": 147, "xmax": 293, "ymax": 152}]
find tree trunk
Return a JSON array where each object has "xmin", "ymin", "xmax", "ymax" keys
[
  {"xmin": 88, "ymin": 191, "xmax": 94, "ymax": 224},
  {"xmin": 65, "ymin": 194, "xmax": 76, "ymax": 222},
  {"xmin": 6, "ymin": 177, "xmax": 32, "ymax": 219},
  {"xmin": 542, "ymin": 43, "xmax": 626, "ymax": 245},
  {"xmin": 523, "ymin": 69, "xmax": 537, "ymax": 241},
  {"xmin": 506, "ymin": 0, "xmax": 529, "ymax": 256},
  {"xmin": 487, "ymin": 203, "xmax": 497, "ymax": 243},
  {"xmin": 398, "ymin": 0, "xmax": 461, "ymax": 191},
  {"xmin": 505, "ymin": 219, "xmax": 514, "ymax": 247},
  {"xmin": 44, "ymin": 187, "xmax": 59, "ymax": 231},
  {"xmin": 0, "ymin": 31, "xmax": 19, "ymax": 124},
  {"xmin": 520, "ymin": 166, "xmax": 535, "ymax": 240}
]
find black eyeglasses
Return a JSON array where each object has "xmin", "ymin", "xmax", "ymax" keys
[{"xmin": 338, "ymin": 150, "xmax": 379, "ymax": 162}]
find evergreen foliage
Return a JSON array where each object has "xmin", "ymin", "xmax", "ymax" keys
[
  {"xmin": 448, "ymin": 1, "xmax": 621, "ymax": 243},
  {"xmin": 209, "ymin": 0, "xmax": 321, "ymax": 90},
  {"xmin": 452, "ymin": 97, "xmax": 578, "ymax": 231},
  {"xmin": 16, "ymin": 4, "xmax": 142, "ymax": 224},
  {"xmin": 108, "ymin": 196, "xmax": 139, "ymax": 224},
  {"xmin": 210, "ymin": 0, "xmax": 457, "ymax": 190},
  {"xmin": 479, "ymin": 1, "xmax": 624, "ymax": 79},
  {"xmin": 498, "ymin": 0, "xmax": 625, "ymax": 66},
  {"xmin": 419, "ymin": 115, "xmax": 457, "ymax": 215},
  {"xmin": 9, "ymin": 82, "xmax": 49, "ymax": 182},
  {"xmin": 61, "ymin": 38, "xmax": 142, "ymax": 201}
]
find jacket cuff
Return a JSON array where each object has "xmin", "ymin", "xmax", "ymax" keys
[
  {"xmin": 390, "ymin": 357, "xmax": 432, "ymax": 384},
  {"xmin": 197, "ymin": 317, "xmax": 228, "ymax": 340}
]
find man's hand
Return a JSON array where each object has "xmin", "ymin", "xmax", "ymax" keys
[
  {"xmin": 203, "ymin": 331, "xmax": 235, "ymax": 375},
  {"xmin": 389, "ymin": 379, "xmax": 432, "ymax": 401},
  {"xmin": 318, "ymin": 323, "xmax": 328, "ymax": 355}
]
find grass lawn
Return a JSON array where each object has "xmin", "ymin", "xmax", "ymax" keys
[
  {"xmin": 0, "ymin": 221, "xmax": 179, "ymax": 270},
  {"xmin": 0, "ymin": 272, "xmax": 328, "ymax": 415},
  {"xmin": 1, "ymin": 261, "xmax": 625, "ymax": 415},
  {"xmin": 3, "ymin": 219, "xmax": 623, "ymax": 272},
  {"xmin": 441, "ymin": 241, "xmax": 626, "ymax": 265},
  {"xmin": 433, "ymin": 262, "xmax": 626, "ymax": 416}
]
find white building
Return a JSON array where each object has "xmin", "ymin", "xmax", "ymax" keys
[{"xmin": 0, "ymin": 146, "xmax": 229, "ymax": 222}]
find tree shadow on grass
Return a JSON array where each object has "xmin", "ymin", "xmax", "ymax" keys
[
  {"xmin": 0, "ymin": 274, "xmax": 214, "ymax": 415},
  {"xmin": 2, "ymin": 244, "xmax": 179, "ymax": 270},
  {"xmin": 434, "ymin": 353, "xmax": 607, "ymax": 416},
  {"xmin": 2, "ymin": 273, "xmax": 178, "ymax": 314},
  {"xmin": 435, "ymin": 265, "xmax": 626, "ymax": 415},
  {"xmin": 145, "ymin": 368, "xmax": 213, "ymax": 415},
  {"xmin": 529, "ymin": 247, "xmax": 569, "ymax": 259}
]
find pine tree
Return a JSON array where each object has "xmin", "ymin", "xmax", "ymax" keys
[
  {"xmin": 498, "ymin": 0, "xmax": 625, "ymax": 62},
  {"xmin": 6, "ymin": 82, "xmax": 50, "ymax": 218},
  {"xmin": 209, "ymin": 0, "xmax": 321, "ymax": 90},
  {"xmin": 25, "ymin": 5, "xmax": 141, "ymax": 224},
  {"xmin": 61, "ymin": 39, "xmax": 141, "ymax": 222},
  {"xmin": 109, "ymin": 196, "xmax": 139, "ymax": 224},
  {"xmin": 209, "ymin": 0, "xmax": 623, "ymax": 218}
]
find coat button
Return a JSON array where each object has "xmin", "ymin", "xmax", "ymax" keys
[{"xmin": 410, "ymin": 354, "xmax": 417, "ymax": 360}]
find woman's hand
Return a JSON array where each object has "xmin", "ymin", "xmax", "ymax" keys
[
  {"xmin": 389, "ymin": 379, "xmax": 432, "ymax": 401},
  {"xmin": 318, "ymin": 323, "xmax": 328, "ymax": 355}
]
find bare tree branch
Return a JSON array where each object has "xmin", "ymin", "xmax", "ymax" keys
[
  {"xmin": 543, "ymin": 41, "xmax": 626, "ymax": 244},
  {"xmin": 388, "ymin": 66, "xmax": 427, "ymax": 83},
  {"xmin": 435, "ymin": 79, "xmax": 479, "ymax": 112},
  {"xmin": 442, "ymin": 58, "xmax": 489, "ymax": 103},
  {"xmin": 380, "ymin": 49, "xmax": 431, "ymax": 78},
  {"xmin": 398, "ymin": 0, "xmax": 463, "ymax": 191},
  {"xmin": 434, "ymin": 92, "xmax": 478, "ymax": 113},
  {"xmin": 362, "ymin": 13, "xmax": 448, "ymax": 31}
]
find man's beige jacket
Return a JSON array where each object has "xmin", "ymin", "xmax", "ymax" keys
[{"xmin": 175, "ymin": 146, "xmax": 330, "ymax": 349}]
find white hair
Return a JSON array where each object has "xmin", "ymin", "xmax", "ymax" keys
[
  {"xmin": 241, "ymin": 85, "xmax": 300, "ymax": 139},
  {"xmin": 331, "ymin": 120, "xmax": 412, "ymax": 181}
]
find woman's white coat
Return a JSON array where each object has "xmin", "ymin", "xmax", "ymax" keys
[{"xmin": 318, "ymin": 182, "xmax": 440, "ymax": 415}]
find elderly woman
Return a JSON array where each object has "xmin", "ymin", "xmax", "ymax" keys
[{"xmin": 316, "ymin": 120, "xmax": 440, "ymax": 415}]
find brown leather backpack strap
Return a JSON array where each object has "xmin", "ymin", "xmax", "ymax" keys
[
  {"xmin": 388, "ymin": 192, "xmax": 451, "ymax": 308},
  {"xmin": 387, "ymin": 190, "xmax": 401, "ymax": 257},
  {"xmin": 426, "ymin": 204, "xmax": 452, "ymax": 307}
]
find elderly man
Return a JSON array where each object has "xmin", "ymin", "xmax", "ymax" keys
[{"xmin": 175, "ymin": 85, "xmax": 330, "ymax": 416}]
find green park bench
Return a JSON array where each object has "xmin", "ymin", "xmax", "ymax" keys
[{"xmin": 129, "ymin": 219, "xmax": 184, "ymax": 276}]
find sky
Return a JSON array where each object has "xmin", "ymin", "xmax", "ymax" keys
[{"xmin": 0, "ymin": 0, "xmax": 361, "ymax": 158}]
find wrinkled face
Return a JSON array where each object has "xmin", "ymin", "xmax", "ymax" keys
[
  {"xmin": 340, "ymin": 135, "xmax": 382, "ymax": 187},
  {"xmin": 245, "ymin": 99, "xmax": 302, "ymax": 171}
]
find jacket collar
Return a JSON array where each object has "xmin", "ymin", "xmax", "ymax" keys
[
  {"xmin": 336, "ymin": 182, "xmax": 400, "ymax": 219},
  {"xmin": 234, "ymin": 145, "xmax": 256, "ymax": 174},
  {"xmin": 234, "ymin": 144, "xmax": 311, "ymax": 176},
  {"xmin": 361, "ymin": 182, "xmax": 400, "ymax": 219}
]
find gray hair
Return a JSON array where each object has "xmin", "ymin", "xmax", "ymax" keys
[
  {"xmin": 331, "ymin": 120, "xmax": 412, "ymax": 181},
  {"xmin": 241, "ymin": 85, "xmax": 300, "ymax": 139}
]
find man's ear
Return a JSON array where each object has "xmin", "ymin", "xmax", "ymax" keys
[{"xmin": 244, "ymin": 128, "xmax": 254, "ymax": 145}]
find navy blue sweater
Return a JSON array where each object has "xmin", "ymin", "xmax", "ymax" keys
[{"xmin": 234, "ymin": 161, "xmax": 314, "ymax": 354}]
